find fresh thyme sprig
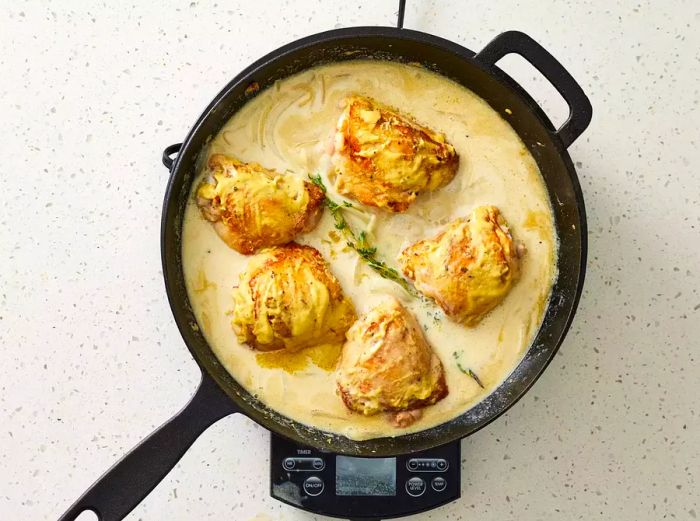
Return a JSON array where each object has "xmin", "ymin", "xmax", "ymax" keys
[
  {"xmin": 452, "ymin": 351, "xmax": 485, "ymax": 389},
  {"xmin": 309, "ymin": 173, "xmax": 419, "ymax": 298}
]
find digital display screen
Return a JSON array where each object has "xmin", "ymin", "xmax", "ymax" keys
[{"xmin": 335, "ymin": 456, "xmax": 396, "ymax": 496}]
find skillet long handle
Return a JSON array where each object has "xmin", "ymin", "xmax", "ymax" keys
[
  {"xmin": 58, "ymin": 374, "xmax": 238, "ymax": 521},
  {"xmin": 475, "ymin": 31, "xmax": 592, "ymax": 148}
]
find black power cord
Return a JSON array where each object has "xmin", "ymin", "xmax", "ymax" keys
[{"xmin": 397, "ymin": 0, "xmax": 406, "ymax": 28}]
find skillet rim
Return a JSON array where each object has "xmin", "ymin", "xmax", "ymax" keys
[{"xmin": 161, "ymin": 25, "xmax": 588, "ymax": 456}]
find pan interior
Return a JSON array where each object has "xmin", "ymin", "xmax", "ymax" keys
[{"xmin": 180, "ymin": 59, "xmax": 558, "ymax": 441}]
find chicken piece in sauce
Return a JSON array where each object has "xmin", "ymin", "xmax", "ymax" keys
[
  {"xmin": 232, "ymin": 244, "xmax": 356, "ymax": 352},
  {"xmin": 331, "ymin": 95, "xmax": 458, "ymax": 213},
  {"xmin": 336, "ymin": 297, "xmax": 448, "ymax": 427},
  {"xmin": 398, "ymin": 205, "xmax": 522, "ymax": 326},
  {"xmin": 196, "ymin": 154, "xmax": 324, "ymax": 254}
]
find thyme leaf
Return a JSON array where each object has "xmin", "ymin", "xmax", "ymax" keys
[
  {"xmin": 452, "ymin": 351, "xmax": 485, "ymax": 389},
  {"xmin": 309, "ymin": 173, "xmax": 419, "ymax": 298}
]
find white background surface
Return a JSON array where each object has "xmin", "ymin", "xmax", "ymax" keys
[{"xmin": 1, "ymin": 1, "xmax": 699, "ymax": 520}]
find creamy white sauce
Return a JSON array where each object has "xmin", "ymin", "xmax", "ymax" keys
[{"xmin": 181, "ymin": 60, "xmax": 556, "ymax": 440}]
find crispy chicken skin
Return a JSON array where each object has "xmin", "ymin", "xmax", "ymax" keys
[
  {"xmin": 332, "ymin": 95, "xmax": 458, "ymax": 213},
  {"xmin": 336, "ymin": 297, "xmax": 448, "ymax": 423},
  {"xmin": 232, "ymin": 244, "xmax": 357, "ymax": 352},
  {"xmin": 398, "ymin": 205, "xmax": 521, "ymax": 326},
  {"xmin": 196, "ymin": 154, "xmax": 324, "ymax": 254}
]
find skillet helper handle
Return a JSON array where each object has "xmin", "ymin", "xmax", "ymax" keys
[
  {"xmin": 58, "ymin": 374, "xmax": 238, "ymax": 521},
  {"xmin": 475, "ymin": 30, "xmax": 592, "ymax": 148},
  {"xmin": 162, "ymin": 143, "xmax": 182, "ymax": 171}
]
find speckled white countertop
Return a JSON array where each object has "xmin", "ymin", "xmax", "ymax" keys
[{"xmin": 1, "ymin": 1, "xmax": 698, "ymax": 520}]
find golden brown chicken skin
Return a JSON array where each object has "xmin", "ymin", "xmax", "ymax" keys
[
  {"xmin": 398, "ymin": 205, "xmax": 522, "ymax": 326},
  {"xmin": 332, "ymin": 95, "xmax": 458, "ymax": 213},
  {"xmin": 232, "ymin": 244, "xmax": 356, "ymax": 352},
  {"xmin": 336, "ymin": 297, "xmax": 448, "ymax": 425},
  {"xmin": 196, "ymin": 154, "xmax": 325, "ymax": 254}
]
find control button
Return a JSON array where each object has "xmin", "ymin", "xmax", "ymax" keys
[
  {"xmin": 405, "ymin": 477, "xmax": 426, "ymax": 497},
  {"xmin": 431, "ymin": 476, "xmax": 447, "ymax": 492},
  {"xmin": 406, "ymin": 458, "xmax": 449, "ymax": 472},
  {"xmin": 282, "ymin": 457, "xmax": 325, "ymax": 472},
  {"xmin": 303, "ymin": 476, "xmax": 324, "ymax": 497}
]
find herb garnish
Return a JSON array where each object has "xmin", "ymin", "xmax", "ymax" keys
[
  {"xmin": 452, "ymin": 351, "xmax": 485, "ymax": 389},
  {"xmin": 309, "ymin": 173, "xmax": 419, "ymax": 298}
]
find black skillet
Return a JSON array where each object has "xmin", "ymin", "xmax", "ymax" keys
[{"xmin": 59, "ymin": 5, "xmax": 591, "ymax": 521}]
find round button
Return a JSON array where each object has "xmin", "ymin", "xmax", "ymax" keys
[
  {"xmin": 312, "ymin": 458, "xmax": 324, "ymax": 470},
  {"xmin": 303, "ymin": 476, "xmax": 324, "ymax": 497},
  {"xmin": 405, "ymin": 477, "xmax": 426, "ymax": 497},
  {"xmin": 283, "ymin": 458, "xmax": 295, "ymax": 470},
  {"xmin": 407, "ymin": 459, "xmax": 419, "ymax": 471},
  {"xmin": 431, "ymin": 476, "xmax": 447, "ymax": 492},
  {"xmin": 436, "ymin": 459, "xmax": 448, "ymax": 471}
]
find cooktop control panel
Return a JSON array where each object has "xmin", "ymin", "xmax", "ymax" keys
[{"xmin": 270, "ymin": 433, "xmax": 460, "ymax": 520}]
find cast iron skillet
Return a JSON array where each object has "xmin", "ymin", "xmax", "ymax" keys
[{"xmin": 59, "ymin": 14, "xmax": 591, "ymax": 521}]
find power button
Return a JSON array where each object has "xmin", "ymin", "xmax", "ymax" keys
[{"xmin": 303, "ymin": 476, "xmax": 325, "ymax": 497}]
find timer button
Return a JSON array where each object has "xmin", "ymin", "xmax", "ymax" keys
[
  {"xmin": 405, "ymin": 477, "xmax": 426, "ymax": 497},
  {"xmin": 283, "ymin": 457, "xmax": 324, "ymax": 472},
  {"xmin": 431, "ymin": 476, "xmax": 447, "ymax": 492},
  {"xmin": 303, "ymin": 476, "xmax": 325, "ymax": 497}
]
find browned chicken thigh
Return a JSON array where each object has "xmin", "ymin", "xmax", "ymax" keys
[
  {"xmin": 232, "ymin": 244, "xmax": 356, "ymax": 352},
  {"xmin": 331, "ymin": 95, "xmax": 458, "ymax": 212},
  {"xmin": 196, "ymin": 154, "xmax": 324, "ymax": 254},
  {"xmin": 398, "ymin": 205, "xmax": 522, "ymax": 326},
  {"xmin": 336, "ymin": 297, "xmax": 448, "ymax": 426}
]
